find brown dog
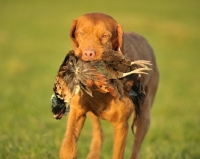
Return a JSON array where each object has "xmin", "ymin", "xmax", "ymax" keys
[{"xmin": 59, "ymin": 13, "xmax": 159, "ymax": 159}]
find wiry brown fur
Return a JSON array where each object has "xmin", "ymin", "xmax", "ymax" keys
[{"xmin": 59, "ymin": 13, "xmax": 159, "ymax": 159}]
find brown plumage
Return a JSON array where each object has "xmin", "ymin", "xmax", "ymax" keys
[
  {"xmin": 54, "ymin": 50, "xmax": 151, "ymax": 99},
  {"xmin": 52, "ymin": 50, "xmax": 151, "ymax": 121},
  {"xmin": 52, "ymin": 50, "xmax": 152, "ymax": 121},
  {"xmin": 56, "ymin": 50, "xmax": 107, "ymax": 97},
  {"xmin": 97, "ymin": 50, "xmax": 152, "ymax": 98}
]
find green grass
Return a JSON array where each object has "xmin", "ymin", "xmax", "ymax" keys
[{"xmin": 0, "ymin": 0, "xmax": 200, "ymax": 158}]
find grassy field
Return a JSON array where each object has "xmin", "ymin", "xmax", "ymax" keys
[{"xmin": 0, "ymin": 0, "xmax": 200, "ymax": 158}]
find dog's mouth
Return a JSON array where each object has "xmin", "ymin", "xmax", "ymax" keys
[{"xmin": 51, "ymin": 94, "xmax": 70, "ymax": 120}]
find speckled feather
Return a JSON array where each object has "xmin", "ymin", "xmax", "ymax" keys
[{"xmin": 52, "ymin": 50, "xmax": 150, "ymax": 123}]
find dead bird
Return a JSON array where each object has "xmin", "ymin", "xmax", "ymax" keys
[
  {"xmin": 55, "ymin": 50, "xmax": 151, "ymax": 98},
  {"xmin": 51, "ymin": 50, "xmax": 152, "ymax": 119}
]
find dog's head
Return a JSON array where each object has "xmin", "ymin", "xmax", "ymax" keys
[{"xmin": 70, "ymin": 13, "xmax": 124, "ymax": 61}]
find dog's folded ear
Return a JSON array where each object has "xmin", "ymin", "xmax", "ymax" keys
[
  {"xmin": 115, "ymin": 24, "xmax": 124, "ymax": 54},
  {"xmin": 70, "ymin": 19, "xmax": 79, "ymax": 48}
]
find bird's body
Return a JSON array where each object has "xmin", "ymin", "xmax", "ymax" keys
[{"xmin": 51, "ymin": 50, "xmax": 152, "ymax": 120}]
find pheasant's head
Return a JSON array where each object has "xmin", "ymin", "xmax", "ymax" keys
[
  {"xmin": 51, "ymin": 94, "xmax": 68, "ymax": 120},
  {"xmin": 51, "ymin": 75, "xmax": 80, "ymax": 119}
]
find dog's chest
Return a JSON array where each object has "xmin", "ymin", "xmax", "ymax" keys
[{"xmin": 78, "ymin": 91, "xmax": 116, "ymax": 116}]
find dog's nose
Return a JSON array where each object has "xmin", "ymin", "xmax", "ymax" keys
[{"xmin": 82, "ymin": 49, "xmax": 95, "ymax": 61}]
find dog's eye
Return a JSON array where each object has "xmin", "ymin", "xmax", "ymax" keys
[
  {"xmin": 102, "ymin": 34, "xmax": 109, "ymax": 39},
  {"xmin": 79, "ymin": 31, "xmax": 85, "ymax": 36},
  {"xmin": 102, "ymin": 34, "xmax": 111, "ymax": 40}
]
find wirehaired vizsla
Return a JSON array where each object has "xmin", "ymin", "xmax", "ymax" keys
[{"xmin": 58, "ymin": 13, "xmax": 159, "ymax": 159}]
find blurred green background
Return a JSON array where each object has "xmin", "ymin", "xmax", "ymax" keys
[{"xmin": 0, "ymin": 0, "xmax": 200, "ymax": 158}]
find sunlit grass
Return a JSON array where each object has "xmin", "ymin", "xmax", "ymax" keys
[{"xmin": 0, "ymin": 0, "xmax": 200, "ymax": 158}]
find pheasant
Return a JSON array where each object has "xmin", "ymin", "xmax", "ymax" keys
[{"xmin": 51, "ymin": 50, "xmax": 152, "ymax": 120}]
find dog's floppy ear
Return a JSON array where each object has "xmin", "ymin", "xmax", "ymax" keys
[
  {"xmin": 116, "ymin": 24, "xmax": 123, "ymax": 53},
  {"xmin": 70, "ymin": 19, "xmax": 79, "ymax": 48}
]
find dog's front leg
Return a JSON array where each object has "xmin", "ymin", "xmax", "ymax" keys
[
  {"xmin": 112, "ymin": 121, "xmax": 128, "ymax": 159},
  {"xmin": 87, "ymin": 112, "xmax": 103, "ymax": 159},
  {"xmin": 60, "ymin": 106, "xmax": 86, "ymax": 159}
]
